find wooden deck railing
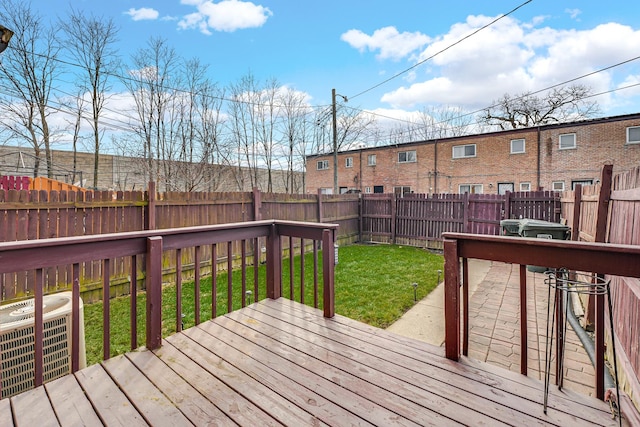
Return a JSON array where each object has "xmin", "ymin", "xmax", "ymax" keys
[
  {"xmin": 0, "ymin": 220, "xmax": 337, "ymax": 396},
  {"xmin": 442, "ymin": 232, "xmax": 640, "ymax": 400}
]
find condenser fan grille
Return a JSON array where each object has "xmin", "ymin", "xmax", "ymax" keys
[{"xmin": 0, "ymin": 296, "xmax": 71, "ymax": 325}]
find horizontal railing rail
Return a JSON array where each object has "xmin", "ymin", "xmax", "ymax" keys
[
  {"xmin": 442, "ymin": 232, "xmax": 640, "ymax": 400},
  {"xmin": 0, "ymin": 220, "xmax": 337, "ymax": 399}
]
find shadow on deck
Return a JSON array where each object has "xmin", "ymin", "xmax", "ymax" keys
[{"xmin": 2, "ymin": 299, "xmax": 622, "ymax": 426}]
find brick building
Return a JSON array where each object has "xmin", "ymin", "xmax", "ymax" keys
[{"xmin": 305, "ymin": 113, "xmax": 640, "ymax": 195}]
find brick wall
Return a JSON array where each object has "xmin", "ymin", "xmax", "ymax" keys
[{"xmin": 306, "ymin": 113, "xmax": 640, "ymax": 194}]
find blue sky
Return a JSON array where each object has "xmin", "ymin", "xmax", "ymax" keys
[{"xmin": 18, "ymin": 0, "xmax": 640, "ymax": 141}]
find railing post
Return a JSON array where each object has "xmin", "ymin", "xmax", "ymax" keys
[
  {"xmin": 322, "ymin": 229, "xmax": 335, "ymax": 318},
  {"xmin": 444, "ymin": 238, "xmax": 461, "ymax": 361},
  {"xmin": 266, "ymin": 223, "xmax": 282, "ymax": 300},
  {"xmin": 519, "ymin": 264, "xmax": 528, "ymax": 375},
  {"xmin": 146, "ymin": 236, "xmax": 163, "ymax": 350}
]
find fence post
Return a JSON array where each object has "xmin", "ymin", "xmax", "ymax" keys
[
  {"xmin": 145, "ymin": 236, "xmax": 163, "ymax": 350},
  {"xmin": 252, "ymin": 187, "xmax": 262, "ymax": 221},
  {"xmin": 571, "ymin": 185, "xmax": 582, "ymax": 241},
  {"xmin": 462, "ymin": 193, "xmax": 470, "ymax": 233},
  {"xmin": 503, "ymin": 191, "xmax": 512, "ymax": 220},
  {"xmin": 391, "ymin": 193, "xmax": 397, "ymax": 244},
  {"xmin": 146, "ymin": 181, "xmax": 156, "ymax": 231},
  {"xmin": 594, "ymin": 164, "xmax": 613, "ymax": 243},
  {"xmin": 317, "ymin": 188, "xmax": 324, "ymax": 223}
]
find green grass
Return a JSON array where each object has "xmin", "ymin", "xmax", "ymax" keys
[{"xmin": 83, "ymin": 244, "xmax": 443, "ymax": 366}]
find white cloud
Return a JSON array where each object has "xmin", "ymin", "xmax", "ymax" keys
[
  {"xmin": 341, "ymin": 26, "xmax": 430, "ymax": 61},
  {"xmin": 178, "ymin": 0, "xmax": 272, "ymax": 34},
  {"xmin": 377, "ymin": 15, "xmax": 640, "ymax": 112},
  {"xmin": 565, "ymin": 8, "xmax": 582, "ymax": 20},
  {"xmin": 124, "ymin": 8, "xmax": 160, "ymax": 21}
]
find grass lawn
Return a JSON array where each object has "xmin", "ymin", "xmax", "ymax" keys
[{"xmin": 83, "ymin": 243, "xmax": 443, "ymax": 366}]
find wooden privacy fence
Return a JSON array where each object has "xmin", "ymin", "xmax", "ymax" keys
[
  {"xmin": 0, "ymin": 185, "xmax": 358, "ymax": 302},
  {"xmin": 361, "ymin": 191, "xmax": 561, "ymax": 248},
  {"xmin": 559, "ymin": 164, "xmax": 640, "ymax": 410}
]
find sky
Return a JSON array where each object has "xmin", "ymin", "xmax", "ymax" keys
[{"xmin": 8, "ymin": 0, "xmax": 640, "ymax": 149}]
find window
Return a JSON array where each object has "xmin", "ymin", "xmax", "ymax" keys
[
  {"xmin": 398, "ymin": 150, "xmax": 416, "ymax": 163},
  {"xmin": 453, "ymin": 144, "xmax": 476, "ymax": 159},
  {"xmin": 559, "ymin": 133, "xmax": 576, "ymax": 150},
  {"xmin": 339, "ymin": 187, "xmax": 348, "ymax": 194},
  {"xmin": 316, "ymin": 160, "xmax": 329, "ymax": 170},
  {"xmin": 345, "ymin": 157, "xmax": 353, "ymax": 168},
  {"xmin": 510, "ymin": 139, "xmax": 525, "ymax": 154},
  {"xmin": 520, "ymin": 182, "xmax": 531, "ymax": 191},
  {"xmin": 394, "ymin": 186, "xmax": 411, "ymax": 196},
  {"xmin": 367, "ymin": 154, "xmax": 377, "ymax": 166},
  {"xmin": 364, "ymin": 186, "xmax": 372, "ymax": 194},
  {"xmin": 552, "ymin": 181, "xmax": 565, "ymax": 191},
  {"xmin": 627, "ymin": 126, "xmax": 640, "ymax": 144},
  {"xmin": 373, "ymin": 185, "xmax": 384, "ymax": 193},
  {"xmin": 319, "ymin": 188, "xmax": 333, "ymax": 194},
  {"xmin": 459, "ymin": 184, "xmax": 483, "ymax": 194},
  {"xmin": 572, "ymin": 179, "xmax": 593, "ymax": 190},
  {"xmin": 497, "ymin": 183, "xmax": 514, "ymax": 195}
]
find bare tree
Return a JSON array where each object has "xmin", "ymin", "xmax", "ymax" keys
[
  {"xmin": 227, "ymin": 72, "xmax": 261, "ymax": 190},
  {"xmin": 59, "ymin": 9, "xmax": 119, "ymax": 188},
  {"xmin": 479, "ymin": 84, "xmax": 600, "ymax": 130},
  {"xmin": 123, "ymin": 37, "xmax": 180, "ymax": 189},
  {"xmin": 0, "ymin": 0, "xmax": 60, "ymax": 178},
  {"xmin": 335, "ymin": 105, "xmax": 375, "ymax": 152},
  {"xmin": 278, "ymin": 87, "xmax": 310, "ymax": 193}
]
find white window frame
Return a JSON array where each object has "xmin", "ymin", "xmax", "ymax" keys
[
  {"xmin": 316, "ymin": 160, "xmax": 329, "ymax": 170},
  {"xmin": 367, "ymin": 154, "xmax": 377, "ymax": 166},
  {"xmin": 398, "ymin": 150, "xmax": 416, "ymax": 163},
  {"xmin": 510, "ymin": 139, "xmax": 525, "ymax": 154},
  {"xmin": 520, "ymin": 182, "xmax": 531, "ymax": 191},
  {"xmin": 627, "ymin": 126, "xmax": 640, "ymax": 144},
  {"xmin": 459, "ymin": 184, "xmax": 483, "ymax": 194},
  {"xmin": 453, "ymin": 144, "xmax": 476, "ymax": 159},
  {"xmin": 552, "ymin": 181, "xmax": 565, "ymax": 191},
  {"xmin": 364, "ymin": 186, "xmax": 372, "ymax": 193},
  {"xmin": 345, "ymin": 157, "xmax": 353, "ymax": 168},
  {"xmin": 559, "ymin": 133, "xmax": 576, "ymax": 150},
  {"xmin": 319, "ymin": 188, "xmax": 333, "ymax": 194},
  {"xmin": 393, "ymin": 186, "xmax": 411, "ymax": 196}
]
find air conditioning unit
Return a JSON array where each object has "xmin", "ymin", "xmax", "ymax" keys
[{"xmin": 0, "ymin": 291, "xmax": 86, "ymax": 399}]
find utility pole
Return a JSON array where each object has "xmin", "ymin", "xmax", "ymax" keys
[
  {"xmin": 332, "ymin": 88, "xmax": 338, "ymax": 194},
  {"xmin": 332, "ymin": 88, "xmax": 347, "ymax": 194}
]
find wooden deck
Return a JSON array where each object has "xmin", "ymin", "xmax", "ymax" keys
[{"xmin": 2, "ymin": 299, "xmax": 624, "ymax": 426}]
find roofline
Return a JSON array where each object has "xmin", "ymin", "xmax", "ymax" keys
[{"xmin": 305, "ymin": 112, "xmax": 640, "ymax": 159}]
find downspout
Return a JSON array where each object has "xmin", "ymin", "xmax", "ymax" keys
[
  {"xmin": 359, "ymin": 149, "xmax": 363, "ymax": 192},
  {"xmin": 536, "ymin": 127, "xmax": 541, "ymax": 190},
  {"xmin": 434, "ymin": 140, "xmax": 438, "ymax": 194},
  {"xmin": 566, "ymin": 292, "xmax": 615, "ymax": 390}
]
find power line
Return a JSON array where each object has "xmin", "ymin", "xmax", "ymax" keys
[{"xmin": 347, "ymin": 0, "xmax": 533, "ymax": 101}]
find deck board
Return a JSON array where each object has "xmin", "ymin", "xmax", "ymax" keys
[
  {"xmin": 10, "ymin": 386, "xmax": 58, "ymax": 427},
  {"xmin": 0, "ymin": 397, "xmax": 13, "ymax": 427},
  {"xmin": 3, "ymin": 299, "xmax": 626, "ymax": 426},
  {"xmin": 124, "ymin": 350, "xmax": 237, "ymax": 427},
  {"xmin": 262, "ymin": 298, "xmax": 615, "ymax": 425},
  {"xmin": 44, "ymin": 373, "xmax": 103, "ymax": 426}
]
